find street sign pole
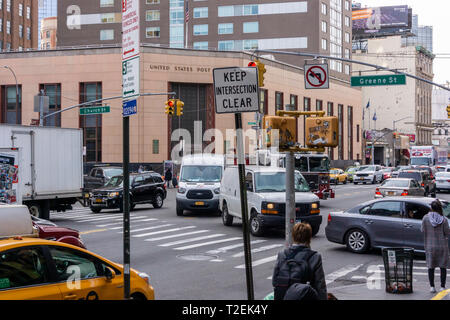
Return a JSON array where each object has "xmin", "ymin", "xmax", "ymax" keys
[
  {"xmin": 123, "ymin": 114, "xmax": 131, "ymax": 300},
  {"xmin": 235, "ymin": 112, "xmax": 254, "ymax": 301},
  {"xmin": 285, "ymin": 152, "xmax": 295, "ymax": 247}
]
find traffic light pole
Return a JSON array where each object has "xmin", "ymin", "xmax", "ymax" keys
[{"xmin": 285, "ymin": 151, "xmax": 295, "ymax": 247}]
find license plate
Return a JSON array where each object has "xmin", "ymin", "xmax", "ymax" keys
[
  {"xmin": 195, "ymin": 201, "xmax": 205, "ymax": 206},
  {"xmin": 387, "ymin": 191, "xmax": 395, "ymax": 196},
  {"xmin": 95, "ymin": 198, "xmax": 103, "ymax": 203},
  {"xmin": 360, "ymin": 177, "xmax": 364, "ymax": 180}
]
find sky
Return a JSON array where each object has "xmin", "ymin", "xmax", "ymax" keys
[{"xmin": 355, "ymin": 0, "xmax": 450, "ymax": 84}]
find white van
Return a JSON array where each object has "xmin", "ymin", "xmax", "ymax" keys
[
  {"xmin": 176, "ymin": 154, "xmax": 225, "ymax": 216},
  {"xmin": 219, "ymin": 166, "xmax": 322, "ymax": 236}
]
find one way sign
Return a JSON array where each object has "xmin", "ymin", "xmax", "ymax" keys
[{"xmin": 305, "ymin": 62, "xmax": 329, "ymax": 89}]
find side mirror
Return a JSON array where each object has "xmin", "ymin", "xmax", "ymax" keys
[
  {"xmin": 246, "ymin": 182, "xmax": 253, "ymax": 192},
  {"xmin": 105, "ymin": 266, "xmax": 116, "ymax": 281},
  {"xmin": 309, "ymin": 181, "xmax": 316, "ymax": 190}
]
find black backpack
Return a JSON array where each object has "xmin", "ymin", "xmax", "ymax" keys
[{"xmin": 273, "ymin": 249, "xmax": 316, "ymax": 300}]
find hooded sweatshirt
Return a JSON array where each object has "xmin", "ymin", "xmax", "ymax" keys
[{"xmin": 429, "ymin": 211, "xmax": 445, "ymax": 227}]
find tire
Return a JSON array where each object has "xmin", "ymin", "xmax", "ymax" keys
[
  {"xmin": 250, "ymin": 212, "xmax": 265, "ymax": 237},
  {"xmin": 346, "ymin": 229, "xmax": 370, "ymax": 254},
  {"xmin": 90, "ymin": 207, "xmax": 102, "ymax": 214},
  {"xmin": 312, "ymin": 225, "xmax": 320, "ymax": 237},
  {"xmin": 354, "ymin": 182, "xmax": 358, "ymax": 185},
  {"xmin": 176, "ymin": 204, "xmax": 184, "ymax": 216},
  {"xmin": 152, "ymin": 193, "xmax": 164, "ymax": 209},
  {"xmin": 372, "ymin": 177, "xmax": 376, "ymax": 184},
  {"xmin": 221, "ymin": 202, "xmax": 233, "ymax": 226},
  {"xmin": 130, "ymin": 293, "xmax": 147, "ymax": 301},
  {"xmin": 343, "ymin": 178, "xmax": 347, "ymax": 185},
  {"xmin": 27, "ymin": 203, "xmax": 50, "ymax": 220}
]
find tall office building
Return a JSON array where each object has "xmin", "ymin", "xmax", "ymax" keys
[
  {"xmin": 0, "ymin": 0, "xmax": 38, "ymax": 51},
  {"xmin": 403, "ymin": 15, "xmax": 433, "ymax": 52},
  {"xmin": 38, "ymin": 0, "xmax": 57, "ymax": 47},
  {"xmin": 57, "ymin": 0, "xmax": 353, "ymax": 79}
]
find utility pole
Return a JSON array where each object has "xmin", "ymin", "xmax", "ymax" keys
[{"xmin": 285, "ymin": 151, "xmax": 295, "ymax": 246}]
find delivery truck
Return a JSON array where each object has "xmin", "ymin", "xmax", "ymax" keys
[
  {"xmin": 410, "ymin": 145, "xmax": 447, "ymax": 166},
  {"xmin": 0, "ymin": 124, "xmax": 83, "ymax": 219}
]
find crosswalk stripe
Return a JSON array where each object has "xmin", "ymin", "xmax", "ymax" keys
[
  {"xmin": 75, "ymin": 215, "xmax": 143, "ymax": 223},
  {"xmin": 174, "ymin": 237, "xmax": 242, "ymax": 251},
  {"xmin": 133, "ymin": 226, "xmax": 196, "ymax": 238},
  {"xmin": 232, "ymin": 244, "xmax": 284, "ymax": 258},
  {"xmin": 206, "ymin": 240, "xmax": 267, "ymax": 255},
  {"xmin": 325, "ymin": 264, "xmax": 364, "ymax": 285},
  {"xmin": 160, "ymin": 234, "xmax": 226, "ymax": 247},
  {"xmin": 119, "ymin": 224, "xmax": 174, "ymax": 233},
  {"xmin": 52, "ymin": 213, "xmax": 99, "ymax": 219},
  {"xmin": 235, "ymin": 255, "xmax": 277, "ymax": 269},
  {"xmin": 96, "ymin": 218, "xmax": 158, "ymax": 227},
  {"xmin": 144, "ymin": 230, "xmax": 210, "ymax": 242},
  {"xmin": 109, "ymin": 221, "xmax": 165, "ymax": 230}
]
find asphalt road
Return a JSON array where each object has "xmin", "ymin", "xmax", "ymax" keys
[{"xmin": 50, "ymin": 182, "xmax": 450, "ymax": 300}]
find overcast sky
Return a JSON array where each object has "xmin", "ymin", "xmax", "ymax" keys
[{"xmin": 355, "ymin": 0, "xmax": 449, "ymax": 84}]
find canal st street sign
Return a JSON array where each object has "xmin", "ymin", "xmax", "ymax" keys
[
  {"xmin": 213, "ymin": 67, "xmax": 260, "ymax": 114},
  {"xmin": 351, "ymin": 74, "xmax": 406, "ymax": 87},
  {"xmin": 79, "ymin": 106, "xmax": 110, "ymax": 115},
  {"xmin": 122, "ymin": 56, "xmax": 140, "ymax": 99}
]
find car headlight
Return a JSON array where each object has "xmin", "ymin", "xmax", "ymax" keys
[
  {"xmin": 311, "ymin": 203, "xmax": 319, "ymax": 209},
  {"xmin": 138, "ymin": 272, "xmax": 151, "ymax": 285},
  {"xmin": 108, "ymin": 192, "xmax": 119, "ymax": 198},
  {"xmin": 89, "ymin": 192, "xmax": 93, "ymax": 198},
  {"xmin": 262, "ymin": 202, "xmax": 278, "ymax": 214},
  {"xmin": 214, "ymin": 188, "xmax": 220, "ymax": 194},
  {"xmin": 178, "ymin": 187, "xmax": 186, "ymax": 194}
]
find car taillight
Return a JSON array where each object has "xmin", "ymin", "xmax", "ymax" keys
[
  {"xmin": 447, "ymin": 180, "xmax": 450, "ymax": 183},
  {"xmin": 421, "ymin": 183, "xmax": 425, "ymax": 187},
  {"xmin": 375, "ymin": 188, "xmax": 382, "ymax": 195},
  {"xmin": 401, "ymin": 190, "xmax": 409, "ymax": 196},
  {"xmin": 327, "ymin": 214, "xmax": 331, "ymax": 223}
]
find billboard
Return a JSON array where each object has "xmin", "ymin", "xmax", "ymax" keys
[{"xmin": 352, "ymin": 5, "xmax": 412, "ymax": 39}]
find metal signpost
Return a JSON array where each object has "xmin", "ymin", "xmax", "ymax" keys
[
  {"xmin": 213, "ymin": 66, "xmax": 259, "ymax": 300},
  {"xmin": 122, "ymin": 0, "xmax": 140, "ymax": 300}
]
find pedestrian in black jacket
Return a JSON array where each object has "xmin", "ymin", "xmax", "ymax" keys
[
  {"xmin": 272, "ymin": 222, "xmax": 328, "ymax": 300},
  {"xmin": 165, "ymin": 168, "xmax": 173, "ymax": 188}
]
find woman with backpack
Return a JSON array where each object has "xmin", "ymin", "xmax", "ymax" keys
[
  {"xmin": 421, "ymin": 199, "xmax": 450, "ymax": 293},
  {"xmin": 272, "ymin": 222, "xmax": 328, "ymax": 300}
]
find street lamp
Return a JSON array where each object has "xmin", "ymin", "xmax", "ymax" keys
[
  {"xmin": 392, "ymin": 116, "xmax": 412, "ymax": 167},
  {"xmin": 2, "ymin": 66, "xmax": 19, "ymax": 120}
]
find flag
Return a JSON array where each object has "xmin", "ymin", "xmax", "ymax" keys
[
  {"xmin": 185, "ymin": 0, "xmax": 189, "ymax": 23},
  {"xmin": 366, "ymin": 100, "xmax": 370, "ymax": 109},
  {"xmin": 373, "ymin": 112, "xmax": 377, "ymax": 121}
]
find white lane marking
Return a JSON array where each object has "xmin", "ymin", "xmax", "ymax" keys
[
  {"xmin": 159, "ymin": 234, "xmax": 226, "ymax": 247},
  {"xmin": 118, "ymin": 224, "xmax": 173, "ymax": 233},
  {"xmin": 109, "ymin": 221, "xmax": 165, "ymax": 230},
  {"xmin": 144, "ymin": 230, "xmax": 210, "ymax": 242},
  {"xmin": 235, "ymin": 255, "xmax": 277, "ymax": 269},
  {"xmin": 174, "ymin": 237, "xmax": 242, "ymax": 251},
  {"xmin": 96, "ymin": 218, "xmax": 158, "ymax": 227},
  {"xmin": 132, "ymin": 226, "xmax": 196, "ymax": 238},
  {"xmin": 206, "ymin": 240, "xmax": 267, "ymax": 255},
  {"xmin": 325, "ymin": 264, "xmax": 364, "ymax": 285},
  {"xmin": 74, "ymin": 215, "xmax": 139, "ymax": 223},
  {"xmin": 232, "ymin": 244, "xmax": 284, "ymax": 258}
]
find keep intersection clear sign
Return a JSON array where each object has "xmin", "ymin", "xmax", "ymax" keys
[{"xmin": 213, "ymin": 67, "xmax": 260, "ymax": 114}]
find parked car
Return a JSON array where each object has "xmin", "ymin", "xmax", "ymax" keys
[
  {"xmin": 397, "ymin": 170, "xmax": 436, "ymax": 197},
  {"xmin": 83, "ymin": 166, "xmax": 123, "ymax": 193},
  {"xmin": 380, "ymin": 168, "xmax": 394, "ymax": 181},
  {"xmin": 325, "ymin": 197, "xmax": 450, "ymax": 254},
  {"xmin": 434, "ymin": 165, "xmax": 448, "ymax": 173},
  {"xmin": 89, "ymin": 172, "xmax": 166, "ymax": 213},
  {"xmin": 435, "ymin": 171, "xmax": 450, "ymax": 193},
  {"xmin": 329, "ymin": 168, "xmax": 348, "ymax": 185},
  {"xmin": 219, "ymin": 166, "xmax": 321, "ymax": 237},
  {"xmin": 374, "ymin": 178, "xmax": 425, "ymax": 198},
  {"xmin": 353, "ymin": 165, "xmax": 383, "ymax": 184},
  {"xmin": 344, "ymin": 166, "xmax": 358, "ymax": 182},
  {"xmin": 0, "ymin": 238, "xmax": 154, "ymax": 300}
]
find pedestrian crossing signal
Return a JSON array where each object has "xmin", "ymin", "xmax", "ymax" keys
[{"xmin": 165, "ymin": 99, "xmax": 175, "ymax": 116}]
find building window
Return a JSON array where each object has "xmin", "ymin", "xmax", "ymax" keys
[
  {"xmin": 275, "ymin": 92, "xmax": 284, "ymax": 112},
  {"xmin": 193, "ymin": 41, "xmax": 208, "ymax": 50},
  {"xmin": 193, "ymin": 24, "xmax": 208, "ymax": 36},
  {"xmin": 218, "ymin": 40, "xmax": 234, "ymax": 51},
  {"xmin": 218, "ymin": 6, "xmax": 234, "ymax": 17},
  {"xmin": 345, "ymin": 16, "xmax": 350, "ymax": 27},
  {"xmin": 146, "ymin": 10, "xmax": 160, "ymax": 21},
  {"xmin": 344, "ymin": 48, "xmax": 350, "ymax": 59},
  {"xmin": 193, "ymin": 7, "xmax": 208, "ymax": 18},
  {"xmin": 338, "ymin": 104, "xmax": 344, "ymax": 160},
  {"xmin": 348, "ymin": 106, "xmax": 353, "ymax": 160},
  {"xmin": 260, "ymin": 89, "xmax": 268, "ymax": 115},
  {"xmin": 345, "ymin": 0, "xmax": 350, "ymax": 11},
  {"xmin": 321, "ymin": 3, "xmax": 327, "ymax": 15},
  {"xmin": 345, "ymin": 32, "xmax": 350, "ymax": 43},
  {"xmin": 100, "ymin": 0, "xmax": 114, "ymax": 7},
  {"xmin": 19, "ymin": 25, "xmax": 23, "ymax": 38},
  {"xmin": 218, "ymin": 23, "xmax": 233, "ymax": 35},
  {"xmin": 0, "ymin": 19, "xmax": 2, "ymax": 32},
  {"xmin": 243, "ymin": 5, "xmax": 258, "ymax": 15},
  {"xmin": 321, "ymin": 39, "xmax": 327, "ymax": 50},
  {"xmin": 356, "ymin": 124, "xmax": 360, "ymax": 143},
  {"xmin": 1, "ymin": 85, "xmax": 22, "ymax": 124},
  {"xmin": 6, "ymin": 20, "xmax": 10, "ymax": 34},
  {"xmin": 344, "ymin": 64, "xmax": 350, "ymax": 75},
  {"xmin": 80, "ymin": 83, "xmax": 102, "ymax": 163},
  {"xmin": 243, "ymin": 39, "xmax": 258, "ymax": 50},
  {"xmin": 101, "ymin": 13, "xmax": 116, "ymax": 23},
  {"xmin": 46, "ymin": 31, "xmax": 51, "ymax": 38},
  {"xmin": 316, "ymin": 100, "xmax": 323, "ymax": 111},
  {"xmin": 18, "ymin": 3, "xmax": 23, "ymax": 16},
  {"xmin": 152, "ymin": 140, "xmax": 159, "ymax": 154},
  {"xmin": 322, "ymin": 21, "xmax": 327, "ymax": 33},
  {"xmin": 26, "ymin": 27, "xmax": 31, "ymax": 40},
  {"xmin": 146, "ymin": 27, "xmax": 160, "ymax": 38},
  {"xmin": 290, "ymin": 94, "xmax": 299, "ymax": 140},
  {"xmin": 327, "ymin": 102, "xmax": 333, "ymax": 116},
  {"xmin": 6, "ymin": 0, "xmax": 10, "ymax": 12},
  {"xmin": 303, "ymin": 97, "xmax": 311, "ymax": 145},
  {"xmin": 26, "ymin": 6, "xmax": 30, "ymax": 19},
  {"xmin": 40, "ymin": 84, "xmax": 61, "ymax": 127},
  {"xmin": 243, "ymin": 22, "xmax": 259, "ymax": 33},
  {"xmin": 100, "ymin": 29, "xmax": 114, "ymax": 41}
]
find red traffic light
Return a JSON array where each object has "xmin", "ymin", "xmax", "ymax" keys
[
  {"xmin": 248, "ymin": 62, "xmax": 257, "ymax": 67},
  {"xmin": 168, "ymin": 100, "xmax": 175, "ymax": 107}
]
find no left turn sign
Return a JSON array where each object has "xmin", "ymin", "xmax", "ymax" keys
[{"xmin": 305, "ymin": 63, "xmax": 329, "ymax": 89}]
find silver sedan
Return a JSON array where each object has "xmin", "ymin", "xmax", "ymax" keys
[{"xmin": 374, "ymin": 178, "xmax": 425, "ymax": 198}]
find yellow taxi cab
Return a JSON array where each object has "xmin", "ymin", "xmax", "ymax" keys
[
  {"xmin": 0, "ymin": 237, "xmax": 154, "ymax": 300},
  {"xmin": 0, "ymin": 205, "xmax": 154, "ymax": 300},
  {"xmin": 329, "ymin": 168, "xmax": 348, "ymax": 185}
]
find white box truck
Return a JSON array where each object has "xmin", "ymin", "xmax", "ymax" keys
[
  {"xmin": 410, "ymin": 145, "xmax": 447, "ymax": 166},
  {"xmin": 0, "ymin": 124, "xmax": 83, "ymax": 219}
]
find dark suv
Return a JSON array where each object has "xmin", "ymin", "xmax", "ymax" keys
[
  {"xmin": 398, "ymin": 170, "xmax": 436, "ymax": 197},
  {"xmin": 89, "ymin": 172, "xmax": 167, "ymax": 213}
]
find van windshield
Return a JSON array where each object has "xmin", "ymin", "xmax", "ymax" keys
[
  {"xmin": 255, "ymin": 172, "xmax": 310, "ymax": 193},
  {"xmin": 180, "ymin": 166, "xmax": 222, "ymax": 182},
  {"xmin": 411, "ymin": 158, "xmax": 431, "ymax": 166}
]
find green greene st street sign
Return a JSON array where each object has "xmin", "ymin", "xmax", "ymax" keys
[
  {"xmin": 79, "ymin": 106, "xmax": 110, "ymax": 115},
  {"xmin": 351, "ymin": 74, "xmax": 406, "ymax": 87}
]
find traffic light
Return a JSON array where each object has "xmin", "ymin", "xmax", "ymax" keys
[
  {"xmin": 165, "ymin": 99, "xmax": 175, "ymax": 116},
  {"xmin": 305, "ymin": 117, "xmax": 339, "ymax": 148},
  {"xmin": 248, "ymin": 59, "xmax": 266, "ymax": 87},
  {"xmin": 447, "ymin": 105, "xmax": 450, "ymax": 119},
  {"xmin": 176, "ymin": 99, "xmax": 184, "ymax": 116},
  {"xmin": 262, "ymin": 116, "xmax": 297, "ymax": 149}
]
